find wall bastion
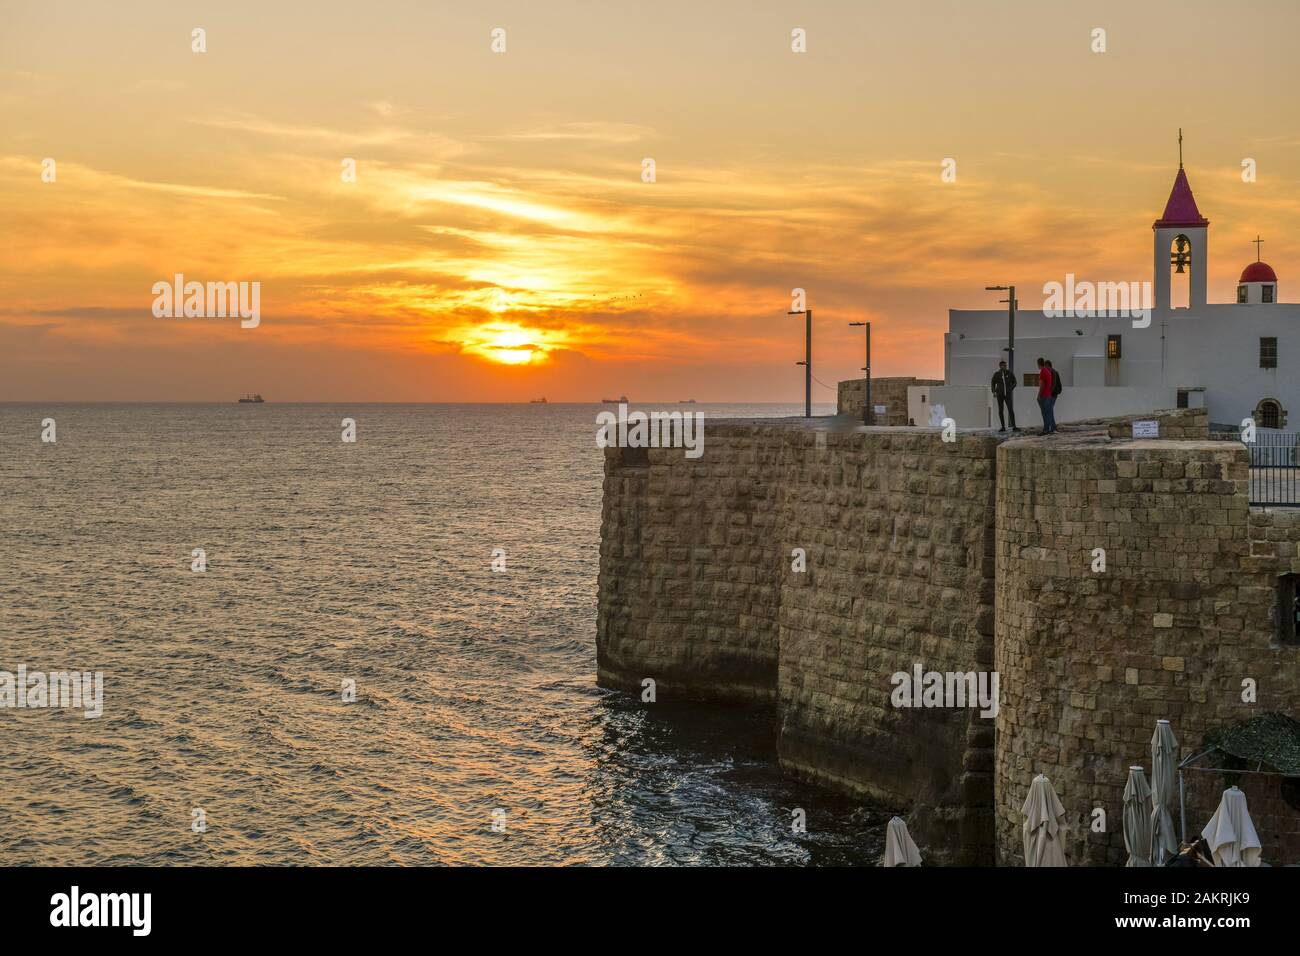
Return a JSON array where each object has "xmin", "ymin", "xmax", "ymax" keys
[{"xmin": 597, "ymin": 407, "xmax": 1300, "ymax": 864}]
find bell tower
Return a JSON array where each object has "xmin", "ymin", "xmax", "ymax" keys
[{"xmin": 1153, "ymin": 131, "xmax": 1209, "ymax": 311}]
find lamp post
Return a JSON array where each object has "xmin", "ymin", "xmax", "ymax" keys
[
  {"xmin": 849, "ymin": 321, "xmax": 871, "ymax": 425},
  {"xmin": 788, "ymin": 309, "xmax": 812, "ymax": 417},
  {"xmin": 984, "ymin": 285, "xmax": 1016, "ymax": 376}
]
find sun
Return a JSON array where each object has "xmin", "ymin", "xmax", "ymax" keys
[{"xmin": 461, "ymin": 323, "xmax": 560, "ymax": 365}]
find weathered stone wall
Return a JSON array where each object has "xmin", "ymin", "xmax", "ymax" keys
[
  {"xmin": 773, "ymin": 428, "xmax": 998, "ymax": 864},
  {"xmin": 597, "ymin": 420, "xmax": 998, "ymax": 863},
  {"xmin": 1100, "ymin": 406, "xmax": 1208, "ymax": 440},
  {"xmin": 598, "ymin": 414, "xmax": 1300, "ymax": 865},
  {"xmin": 995, "ymin": 436, "xmax": 1300, "ymax": 864},
  {"xmin": 597, "ymin": 432, "xmax": 783, "ymax": 703},
  {"xmin": 838, "ymin": 377, "xmax": 943, "ymax": 425}
]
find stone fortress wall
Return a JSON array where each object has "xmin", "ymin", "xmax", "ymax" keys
[
  {"xmin": 598, "ymin": 420, "xmax": 999, "ymax": 863},
  {"xmin": 597, "ymin": 406, "xmax": 1300, "ymax": 864},
  {"xmin": 838, "ymin": 377, "xmax": 943, "ymax": 425},
  {"xmin": 996, "ymin": 419, "xmax": 1300, "ymax": 864}
]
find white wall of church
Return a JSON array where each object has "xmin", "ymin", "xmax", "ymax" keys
[
  {"xmin": 945, "ymin": 303, "xmax": 1300, "ymax": 428},
  {"xmin": 1163, "ymin": 306, "xmax": 1297, "ymax": 426},
  {"xmin": 909, "ymin": 383, "xmax": 1181, "ymax": 429}
]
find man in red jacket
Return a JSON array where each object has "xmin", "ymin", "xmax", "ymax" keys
[{"xmin": 1036, "ymin": 357, "xmax": 1056, "ymax": 434}]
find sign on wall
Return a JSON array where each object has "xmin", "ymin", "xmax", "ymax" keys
[
  {"xmin": 874, "ymin": 405, "xmax": 887, "ymax": 415},
  {"xmin": 1132, "ymin": 420, "xmax": 1159, "ymax": 438}
]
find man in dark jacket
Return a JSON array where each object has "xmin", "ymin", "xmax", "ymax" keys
[{"xmin": 991, "ymin": 360, "xmax": 1017, "ymax": 433}]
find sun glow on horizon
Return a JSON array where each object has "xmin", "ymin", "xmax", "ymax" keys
[
  {"xmin": 460, "ymin": 322, "xmax": 566, "ymax": 365},
  {"xmin": 3, "ymin": 2, "xmax": 1296, "ymax": 401}
]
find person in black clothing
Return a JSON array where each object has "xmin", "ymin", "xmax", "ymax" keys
[{"xmin": 991, "ymin": 360, "xmax": 1017, "ymax": 433}]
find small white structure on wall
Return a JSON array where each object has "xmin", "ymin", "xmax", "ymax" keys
[{"xmin": 917, "ymin": 143, "xmax": 1293, "ymax": 431}]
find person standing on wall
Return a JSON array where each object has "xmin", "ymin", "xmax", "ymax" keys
[
  {"xmin": 991, "ymin": 360, "xmax": 1017, "ymax": 433},
  {"xmin": 1036, "ymin": 357, "xmax": 1056, "ymax": 435},
  {"xmin": 1045, "ymin": 359, "xmax": 1062, "ymax": 432}
]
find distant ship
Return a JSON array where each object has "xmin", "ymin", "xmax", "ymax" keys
[
  {"xmin": 238, "ymin": 393, "xmax": 265, "ymax": 403},
  {"xmin": 529, "ymin": 397, "xmax": 547, "ymax": 404},
  {"xmin": 601, "ymin": 396, "xmax": 629, "ymax": 403},
  {"xmin": 679, "ymin": 399, "xmax": 697, "ymax": 403}
]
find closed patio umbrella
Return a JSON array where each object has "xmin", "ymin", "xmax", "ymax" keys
[
  {"xmin": 1149, "ymin": 719, "xmax": 1179, "ymax": 866},
  {"xmin": 1022, "ymin": 773, "xmax": 1068, "ymax": 867},
  {"xmin": 883, "ymin": 816, "xmax": 922, "ymax": 867},
  {"xmin": 1122, "ymin": 766, "xmax": 1153, "ymax": 867},
  {"xmin": 1201, "ymin": 786, "xmax": 1262, "ymax": 867}
]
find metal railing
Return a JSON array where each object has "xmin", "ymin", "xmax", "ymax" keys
[{"xmin": 1249, "ymin": 431, "xmax": 1300, "ymax": 506}]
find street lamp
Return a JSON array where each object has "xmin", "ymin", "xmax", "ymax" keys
[
  {"xmin": 849, "ymin": 321, "xmax": 871, "ymax": 425},
  {"xmin": 788, "ymin": 309, "xmax": 812, "ymax": 417},
  {"xmin": 984, "ymin": 285, "xmax": 1017, "ymax": 376}
]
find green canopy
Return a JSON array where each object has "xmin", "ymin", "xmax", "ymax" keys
[{"xmin": 1203, "ymin": 712, "xmax": 1300, "ymax": 776}]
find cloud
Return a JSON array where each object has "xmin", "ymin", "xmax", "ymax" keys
[
  {"xmin": 495, "ymin": 121, "xmax": 657, "ymax": 144},
  {"xmin": 186, "ymin": 112, "xmax": 470, "ymax": 159}
]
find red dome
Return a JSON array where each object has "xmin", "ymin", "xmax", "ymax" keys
[{"xmin": 1240, "ymin": 261, "xmax": 1278, "ymax": 283}]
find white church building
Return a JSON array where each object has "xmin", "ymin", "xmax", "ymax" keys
[{"xmin": 912, "ymin": 155, "xmax": 1291, "ymax": 433}]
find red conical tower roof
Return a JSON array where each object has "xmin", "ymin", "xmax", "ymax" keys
[{"xmin": 1153, "ymin": 167, "xmax": 1209, "ymax": 229}]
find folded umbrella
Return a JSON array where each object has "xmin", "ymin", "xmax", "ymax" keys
[
  {"xmin": 1122, "ymin": 765, "xmax": 1153, "ymax": 867},
  {"xmin": 883, "ymin": 816, "xmax": 922, "ymax": 867},
  {"xmin": 1022, "ymin": 773, "xmax": 1068, "ymax": 867},
  {"xmin": 1149, "ymin": 719, "xmax": 1179, "ymax": 866},
  {"xmin": 1201, "ymin": 786, "xmax": 1262, "ymax": 867}
]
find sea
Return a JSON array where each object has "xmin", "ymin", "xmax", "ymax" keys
[{"xmin": 0, "ymin": 402, "xmax": 890, "ymax": 865}]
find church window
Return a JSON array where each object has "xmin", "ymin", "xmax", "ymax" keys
[
  {"xmin": 1259, "ymin": 400, "xmax": 1281, "ymax": 430},
  {"xmin": 1106, "ymin": 335, "xmax": 1121, "ymax": 359},
  {"xmin": 1237, "ymin": 285, "xmax": 1248, "ymax": 303},
  {"xmin": 1260, "ymin": 338, "xmax": 1278, "ymax": 369},
  {"xmin": 1263, "ymin": 285, "xmax": 1275, "ymax": 304}
]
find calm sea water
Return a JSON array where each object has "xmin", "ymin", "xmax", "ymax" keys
[{"xmin": 0, "ymin": 402, "xmax": 889, "ymax": 866}]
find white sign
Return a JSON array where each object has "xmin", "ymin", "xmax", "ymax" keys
[
  {"xmin": 874, "ymin": 404, "xmax": 887, "ymax": 414},
  {"xmin": 1132, "ymin": 420, "xmax": 1159, "ymax": 438}
]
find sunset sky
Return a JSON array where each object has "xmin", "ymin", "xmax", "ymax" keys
[{"xmin": 2, "ymin": 0, "xmax": 1298, "ymax": 402}]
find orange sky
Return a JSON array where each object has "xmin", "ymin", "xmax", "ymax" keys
[{"xmin": 2, "ymin": 0, "xmax": 1298, "ymax": 401}]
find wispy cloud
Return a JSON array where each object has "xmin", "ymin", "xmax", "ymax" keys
[{"xmin": 496, "ymin": 121, "xmax": 656, "ymax": 144}]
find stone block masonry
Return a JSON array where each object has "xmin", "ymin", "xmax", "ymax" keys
[
  {"xmin": 773, "ymin": 428, "xmax": 998, "ymax": 864},
  {"xmin": 1105, "ymin": 407, "xmax": 1208, "ymax": 440},
  {"xmin": 599, "ymin": 420, "xmax": 999, "ymax": 863},
  {"xmin": 597, "ymin": 428, "xmax": 783, "ymax": 703},
  {"xmin": 996, "ymin": 434, "xmax": 1300, "ymax": 865},
  {"xmin": 838, "ymin": 377, "xmax": 943, "ymax": 425},
  {"xmin": 598, "ymin": 411, "xmax": 1300, "ymax": 865}
]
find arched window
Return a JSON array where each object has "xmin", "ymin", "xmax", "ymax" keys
[
  {"xmin": 1169, "ymin": 234, "xmax": 1192, "ymax": 309},
  {"xmin": 1258, "ymin": 400, "xmax": 1282, "ymax": 430}
]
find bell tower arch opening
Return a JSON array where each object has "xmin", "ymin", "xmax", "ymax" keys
[{"xmin": 1169, "ymin": 233, "xmax": 1193, "ymax": 309}]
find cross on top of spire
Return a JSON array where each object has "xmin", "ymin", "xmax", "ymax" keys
[
  {"xmin": 1254, "ymin": 235, "xmax": 1264, "ymax": 262},
  {"xmin": 1178, "ymin": 128, "xmax": 1183, "ymax": 169}
]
